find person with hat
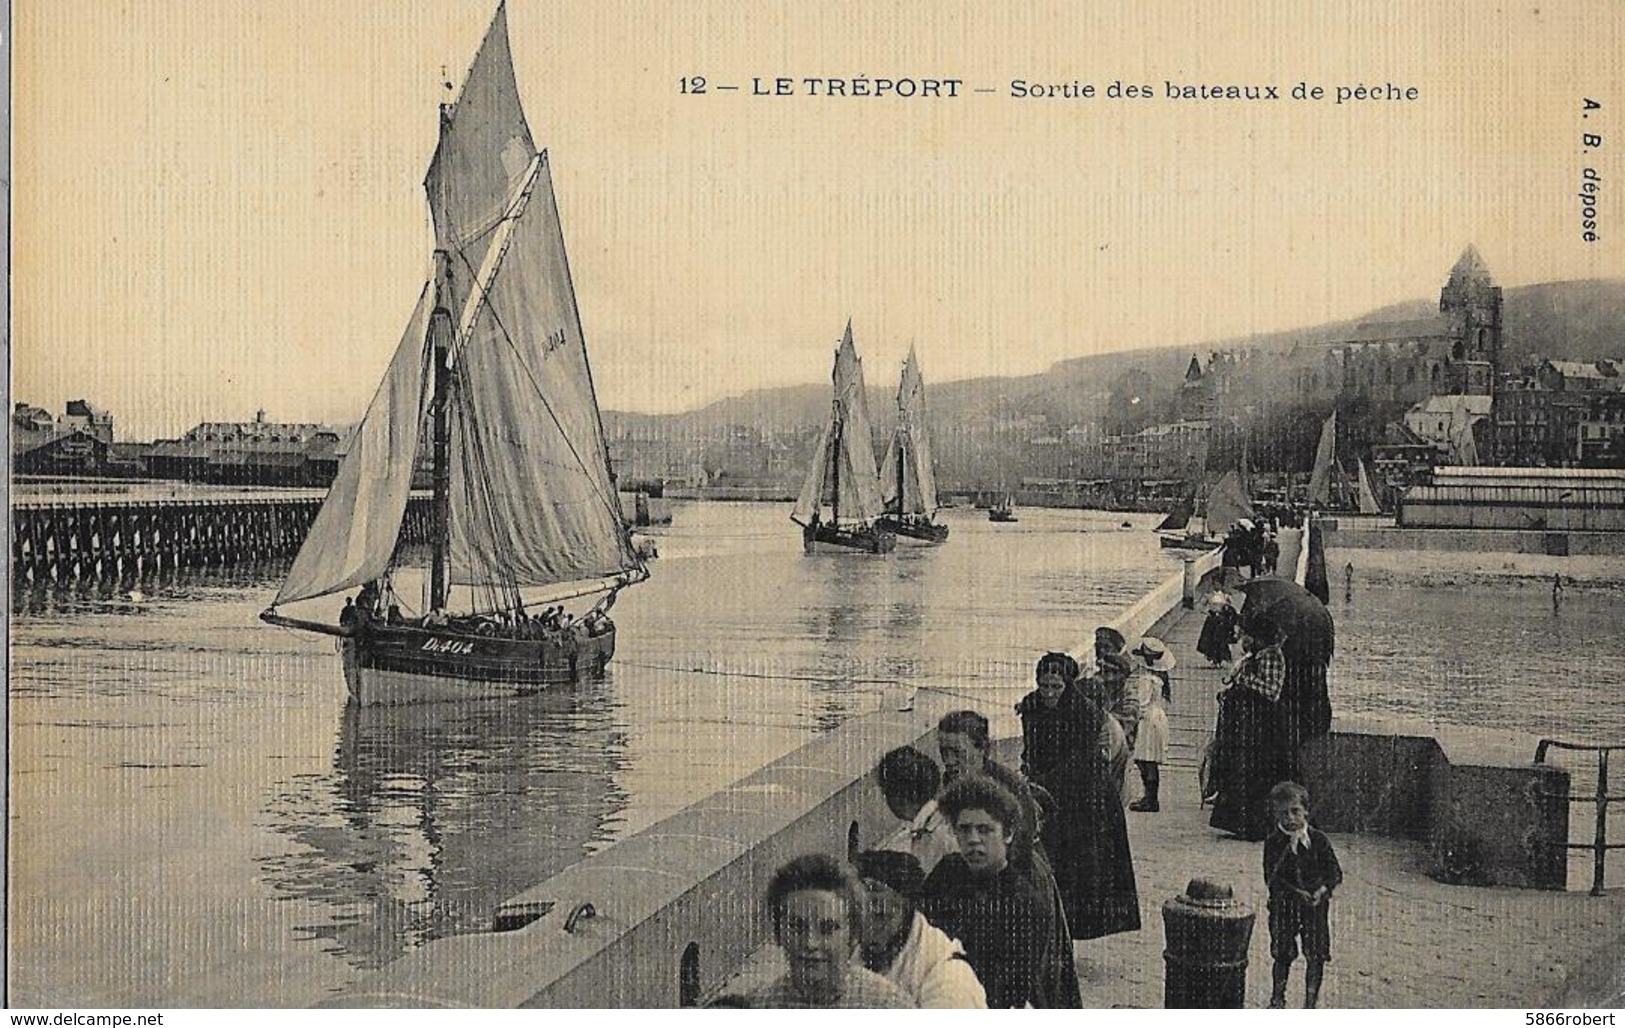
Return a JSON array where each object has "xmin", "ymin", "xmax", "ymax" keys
[
  {"xmin": 1128, "ymin": 637, "xmax": 1175, "ymax": 812},
  {"xmin": 1208, "ymin": 615, "xmax": 1293, "ymax": 840},
  {"xmin": 853, "ymin": 849, "xmax": 988, "ymax": 1008},
  {"xmin": 1081, "ymin": 626, "xmax": 1139, "ymax": 799},
  {"xmin": 1015, "ymin": 653, "xmax": 1141, "ymax": 941},
  {"xmin": 1197, "ymin": 589, "xmax": 1239, "ymax": 666}
]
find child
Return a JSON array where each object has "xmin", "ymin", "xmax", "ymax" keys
[
  {"xmin": 1127, "ymin": 637, "xmax": 1174, "ymax": 812},
  {"xmin": 1263, "ymin": 780, "xmax": 1343, "ymax": 1008}
]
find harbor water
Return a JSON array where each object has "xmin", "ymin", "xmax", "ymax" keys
[
  {"xmin": 9, "ymin": 502, "xmax": 1170, "ymax": 1006},
  {"xmin": 10, "ymin": 503, "xmax": 1625, "ymax": 1006}
]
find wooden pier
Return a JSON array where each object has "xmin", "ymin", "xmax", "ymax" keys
[{"xmin": 10, "ymin": 490, "xmax": 432, "ymax": 585}]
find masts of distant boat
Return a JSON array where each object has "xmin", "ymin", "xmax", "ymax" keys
[
  {"xmin": 429, "ymin": 250, "xmax": 454, "ymax": 612},
  {"xmin": 829, "ymin": 407, "xmax": 843, "ymax": 524},
  {"xmin": 894, "ymin": 432, "xmax": 907, "ymax": 515}
]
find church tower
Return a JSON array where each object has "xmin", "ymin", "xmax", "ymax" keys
[{"xmin": 1438, "ymin": 245, "xmax": 1502, "ymax": 395}]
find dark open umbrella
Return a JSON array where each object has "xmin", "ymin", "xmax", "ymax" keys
[
  {"xmin": 1237, "ymin": 577, "xmax": 1335, "ymax": 748},
  {"xmin": 1237, "ymin": 577, "xmax": 1334, "ymax": 664}
]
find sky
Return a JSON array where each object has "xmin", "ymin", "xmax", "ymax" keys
[{"xmin": 11, "ymin": 0, "xmax": 1625, "ymax": 440}]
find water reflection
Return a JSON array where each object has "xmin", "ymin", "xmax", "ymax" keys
[
  {"xmin": 257, "ymin": 689, "xmax": 631, "ymax": 973},
  {"xmin": 10, "ymin": 561, "xmax": 289, "ymax": 616}
]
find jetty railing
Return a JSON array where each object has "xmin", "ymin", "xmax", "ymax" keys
[{"xmin": 1535, "ymin": 739, "xmax": 1622, "ymax": 895}]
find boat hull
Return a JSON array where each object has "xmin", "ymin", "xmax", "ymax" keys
[
  {"xmin": 988, "ymin": 510, "xmax": 1017, "ymax": 523},
  {"xmin": 1159, "ymin": 533, "xmax": 1222, "ymax": 551},
  {"xmin": 802, "ymin": 522, "xmax": 896, "ymax": 554},
  {"xmin": 341, "ymin": 620, "xmax": 616, "ymax": 707},
  {"xmin": 877, "ymin": 515, "xmax": 949, "ymax": 545}
]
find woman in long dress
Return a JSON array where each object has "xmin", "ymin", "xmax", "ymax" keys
[
  {"xmin": 1208, "ymin": 617, "xmax": 1293, "ymax": 840},
  {"xmin": 1197, "ymin": 589, "xmax": 1239, "ymax": 666},
  {"xmin": 1015, "ymin": 652, "xmax": 1140, "ymax": 939}
]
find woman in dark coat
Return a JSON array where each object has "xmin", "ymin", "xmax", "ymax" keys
[
  {"xmin": 1208, "ymin": 617, "xmax": 1294, "ymax": 841},
  {"xmin": 1015, "ymin": 652, "xmax": 1141, "ymax": 940},
  {"xmin": 922, "ymin": 774, "xmax": 1044, "ymax": 1008},
  {"xmin": 1197, "ymin": 589, "xmax": 1239, "ymax": 666}
]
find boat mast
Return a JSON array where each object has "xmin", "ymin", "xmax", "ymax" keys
[
  {"xmin": 830, "ymin": 408, "xmax": 843, "ymax": 525},
  {"xmin": 429, "ymin": 249, "xmax": 454, "ymax": 611},
  {"xmin": 896, "ymin": 432, "xmax": 907, "ymax": 515}
]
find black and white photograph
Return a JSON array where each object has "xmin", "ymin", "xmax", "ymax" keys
[{"xmin": 6, "ymin": 0, "xmax": 1625, "ymax": 1013}]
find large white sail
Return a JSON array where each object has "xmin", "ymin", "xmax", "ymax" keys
[
  {"xmin": 880, "ymin": 346, "xmax": 939, "ymax": 517},
  {"xmin": 424, "ymin": 4, "xmax": 535, "ymax": 318},
  {"xmin": 792, "ymin": 421, "xmax": 834, "ymax": 525},
  {"xmin": 792, "ymin": 323, "xmax": 885, "ymax": 527},
  {"xmin": 830, "ymin": 324, "xmax": 885, "ymax": 524},
  {"xmin": 446, "ymin": 154, "xmax": 639, "ymax": 589},
  {"xmin": 1307, "ymin": 410, "xmax": 1337, "ymax": 507},
  {"xmin": 1205, "ymin": 469, "xmax": 1255, "ymax": 535},
  {"xmin": 276, "ymin": 288, "xmax": 434, "ymax": 605},
  {"xmin": 409, "ymin": 6, "xmax": 635, "ymax": 593}
]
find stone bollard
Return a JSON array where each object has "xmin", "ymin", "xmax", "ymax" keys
[
  {"xmin": 1182, "ymin": 557, "xmax": 1200, "ymax": 608},
  {"xmin": 1163, "ymin": 877, "xmax": 1255, "ymax": 1008}
]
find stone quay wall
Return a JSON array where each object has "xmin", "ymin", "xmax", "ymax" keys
[
  {"xmin": 1323, "ymin": 520, "xmax": 1625, "ymax": 557},
  {"xmin": 321, "ymin": 551, "xmax": 1224, "ymax": 1008},
  {"xmin": 1300, "ymin": 720, "xmax": 1570, "ymax": 890}
]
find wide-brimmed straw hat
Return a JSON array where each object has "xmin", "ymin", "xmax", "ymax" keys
[{"xmin": 1133, "ymin": 637, "xmax": 1177, "ymax": 672}]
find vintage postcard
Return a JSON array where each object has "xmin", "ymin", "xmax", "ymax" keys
[{"xmin": 7, "ymin": 0, "xmax": 1624, "ymax": 1014}]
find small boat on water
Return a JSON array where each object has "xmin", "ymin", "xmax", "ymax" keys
[
  {"xmin": 260, "ymin": 5, "xmax": 647, "ymax": 706},
  {"xmin": 877, "ymin": 346, "xmax": 949, "ymax": 545},
  {"xmin": 1159, "ymin": 470, "xmax": 1252, "ymax": 550},
  {"xmin": 791, "ymin": 322, "xmax": 897, "ymax": 554},
  {"xmin": 988, "ymin": 495, "xmax": 1018, "ymax": 523}
]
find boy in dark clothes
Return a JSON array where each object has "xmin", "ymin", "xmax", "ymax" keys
[{"xmin": 1263, "ymin": 780, "xmax": 1343, "ymax": 1008}]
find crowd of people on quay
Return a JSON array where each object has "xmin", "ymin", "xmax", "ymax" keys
[
  {"xmin": 724, "ymin": 575, "xmax": 1339, "ymax": 1009},
  {"xmin": 337, "ymin": 580, "xmax": 611, "ymax": 640},
  {"xmin": 1221, "ymin": 518, "xmax": 1280, "ymax": 578}
]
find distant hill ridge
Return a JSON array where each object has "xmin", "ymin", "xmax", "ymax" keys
[{"xmin": 604, "ymin": 278, "xmax": 1625, "ymax": 438}]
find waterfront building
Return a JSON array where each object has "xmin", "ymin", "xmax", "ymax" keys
[
  {"xmin": 1490, "ymin": 359, "xmax": 1625, "ymax": 467},
  {"xmin": 145, "ymin": 410, "xmax": 342, "ymax": 486},
  {"xmin": 11, "ymin": 399, "xmax": 129, "ymax": 477},
  {"xmin": 1401, "ymin": 465, "xmax": 1625, "ymax": 532},
  {"xmin": 1402, "ymin": 394, "xmax": 1492, "ymax": 465}
]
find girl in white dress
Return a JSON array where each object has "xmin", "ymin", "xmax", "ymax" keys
[{"xmin": 1128, "ymin": 637, "xmax": 1175, "ymax": 812}]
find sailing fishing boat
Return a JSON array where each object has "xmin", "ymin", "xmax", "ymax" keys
[
  {"xmin": 791, "ymin": 322, "xmax": 897, "ymax": 554},
  {"xmin": 1307, "ymin": 411, "xmax": 1338, "ymax": 509},
  {"xmin": 988, "ymin": 493, "xmax": 1018, "ymax": 523},
  {"xmin": 877, "ymin": 347, "xmax": 949, "ymax": 544},
  {"xmin": 1160, "ymin": 470, "xmax": 1250, "ymax": 550},
  {"xmin": 260, "ymin": 4, "xmax": 647, "ymax": 706}
]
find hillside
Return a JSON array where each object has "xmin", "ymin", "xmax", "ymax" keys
[{"xmin": 605, "ymin": 278, "xmax": 1625, "ymax": 440}]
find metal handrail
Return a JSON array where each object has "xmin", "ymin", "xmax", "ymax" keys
[{"xmin": 1535, "ymin": 739, "xmax": 1623, "ymax": 896}]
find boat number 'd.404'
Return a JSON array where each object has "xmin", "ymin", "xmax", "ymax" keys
[{"xmin": 420, "ymin": 638, "xmax": 476, "ymax": 655}]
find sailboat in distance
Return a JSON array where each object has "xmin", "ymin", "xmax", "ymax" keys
[
  {"xmin": 877, "ymin": 346, "xmax": 949, "ymax": 544},
  {"xmin": 792, "ymin": 322, "xmax": 897, "ymax": 554},
  {"xmin": 260, "ymin": 4, "xmax": 647, "ymax": 706}
]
